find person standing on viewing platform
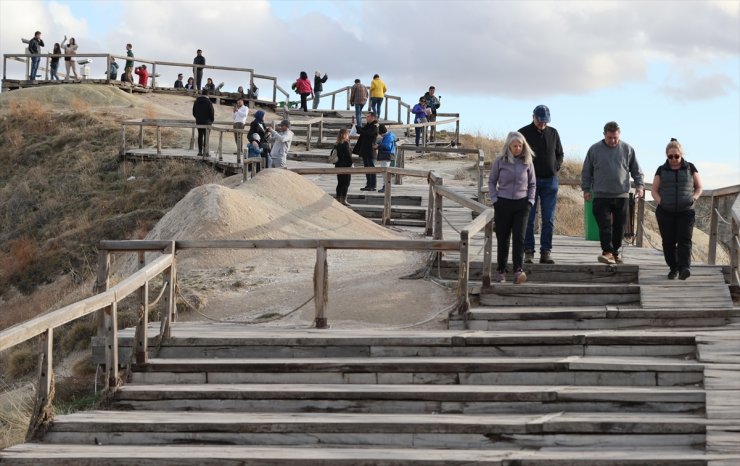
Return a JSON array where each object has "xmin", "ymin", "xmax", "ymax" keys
[
  {"xmin": 411, "ymin": 97, "xmax": 429, "ymax": 147},
  {"xmin": 312, "ymin": 71, "xmax": 328, "ymax": 110},
  {"xmin": 233, "ymin": 98, "xmax": 249, "ymax": 154},
  {"xmin": 489, "ymin": 131, "xmax": 536, "ymax": 285},
  {"xmin": 295, "ymin": 71, "xmax": 313, "ymax": 112},
  {"xmin": 267, "ymin": 120, "xmax": 294, "ymax": 169},
  {"xmin": 61, "ymin": 36, "xmax": 78, "ymax": 80},
  {"xmin": 520, "ymin": 104, "xmax": 564, "ymax": 265},
  {"xmin": 350, "ymin": 78, "xmax": 368, "ymax": 127},
  {"xmin": 354, "ymin": 111, "xmax": 379, "ymax": 191},
  {"xmin": 185, "ymin": 77, "xmax": 195, "ymax": 90},
  {"xmin": 192, "ymin": 90, "xmax": 215, "ymax": 157},
  {"xmin": 193, "ymin": 49, "xmax": 205, "ymax": 90},
  {"xmin": 28, "ymin": 31, "xmax": 44, "ymax": 81},
  {"xmin": 108, "ymin": 58, "xmax": 118, "ymax": 80},
  {"xmin": 651, "ymin": 138, "xmax": 703, "ymax": 280},
  {"xmin": 203, "ymin": 77, "xmax": 216, "ymax": 94},
  {"xmin": 50, "ymin": 43, "xmax": 61, "ymax": 80},
  {"xmin": 581, "ymin": 121, "xmax": 645, "ymax": 265},
  {"xmin": 174, "ymin": 73, "xmax": 184, "ymax": 88},
  {"xmin": 369, "ymin": 74, "xmax": 387, "ymax": 117},
  {"xmin": 423, "ymin": 86, "xmax": 440, "ymax": 142},
  {"xmin": 333, "ymin": 128, "xmax": 353, "ymax": 206},
  {"xmin": 134, "ymin": 64, "xmax": 149, "ymax": 87},
  {"xmin": 124, "ymin": 43, "xmax": 134, "ymax": 81}
]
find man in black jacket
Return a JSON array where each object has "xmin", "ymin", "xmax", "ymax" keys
[
  {"xmin": 519, "ymin": 105, "xmax": 564, "ymax": 264},
  {"xmin": 28, "ymin": 31, "xmax": 44, "ymax": 81},
  {"xmin": 192, "ymin": 90, "xmax": 214, "ymax": 156},
  {"xmin": 193, "ymin": 49, "xmax": 205, "ymax": 90},
  {"xmin": 353, "ymin": 112, "xmax": 379, "ymax": 191},
  {"xmin": 312, "ymin": 71, "xmax": 328, "ymax": 110}
]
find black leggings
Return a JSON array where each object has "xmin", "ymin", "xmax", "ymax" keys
[
  {"xmin": 300, "ymin": 93, "xmax": 310, "ymax": 111},
  {"xmin": 494, "ymin": 198, "xmax": 531, "ymax": 272},
  {"xmin": 655, "ymin": 206, "xmax": 695, "ymax": 271},
  {"xmin": 336, "ymin": 174, "xmax": 351, "ymax": 197}
]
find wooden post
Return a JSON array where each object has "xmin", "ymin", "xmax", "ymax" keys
[
  {"xmin": 151, "ymin": 62, "xmax": 156, "ymax": 89},
  {"xmin": 189, "ymin": 127, "xmax": 195, "ymax": 150},
  {"xmin": 218, "ymin": 130, "xmax": 223, "ymax": 161},
  {"xmin": 105, "ymin": 301, "xmax": 119, "ymax": 389},
  {"xmin": 314, "ymin": 246, "xmax": 328, "ymax": 329},
  {"xmin": 156, "ymin": 126, "xmax": 161, "ymax": 155},
  {"xmin": 134, "ymin": 251, "xmax": 148, "ymax": 365},
  {"xmin": 205, "ymin": 127, "xmax": 211, "ymax": 158},
  {"xmin": 425, "ymin": 182, "xmax": 435, "ymax": 237},
  {"xmin": 422, "ymin": 125, "xmax": 428, "ymax": 150},
  {"xmin": 455, "ymin": 118, "xmax": 460, "ymax": 145},
  {"xmin": 708, "ymin": 195, "xmax": 720, "ymax": 265},
  {"xmin": 44, "ymin": 55, "xmax": 49, "ymax": 81},
  {"xmin": 318, "ymin": 119, "xmax": 324, "ymax": 144},
  {"xmin": 306, "ymin": 122, "xmax": 313, "ymax": 151},
  {"xmin": 732, "ymin": 218, "xmax": 739, "ymax": 287},
  {"xmin": 161, "ymin": 241, "xmax": 177, "ymax": 338},
  {"xmin": 25, "ymin": 328, "xmax": 53, "ymax": 441},
  {"xmin": 483, "ymin": 219, "xmax": 493, "ymax": 287},
  {"xmin": 382, "ymin": 174, "xmax": 392, "ymax": 225},
  {"xmin": 396, "ymin": 148, "xmax": 404, "ymax": 185},
  {"xmin": 434, "ymin": 183, "xmax": 444, "ymax": 241},
  {"xmin": 105, "ymin": 55, "xmax": 111, "ymax": 84},
  {"xmin": 636, "ymin": 196, "xmax": 645, "ymax": 247},
  {"xmin": 457, "ymin": 231, "xmax": 470, "ymax": 314},
  {"xmin": 138, "ymin": 124, "xmax": 144, "ymax": 149},
  {"xmin": 94, "ymin": 250, "xmax": 111, "ymax": 350}
]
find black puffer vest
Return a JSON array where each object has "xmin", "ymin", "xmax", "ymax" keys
[{"xmin": 658, "ymin": 161, "xmax": 694, "ymax": 213}]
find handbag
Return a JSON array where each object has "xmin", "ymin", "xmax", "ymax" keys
[{"xmin": 328, "ymin": 146, "xmax": 338, "ymax": 164}]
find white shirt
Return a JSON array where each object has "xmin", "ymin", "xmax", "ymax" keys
[{"xmin": 233, "ymin": 105, "xmax": 248, "ymax": 124}]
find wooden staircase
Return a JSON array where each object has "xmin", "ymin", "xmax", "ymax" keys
[{"xmin": 4, "ymin": 325, "xmax": 736, "ymax": 464}]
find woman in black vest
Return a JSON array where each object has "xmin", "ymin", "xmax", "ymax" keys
[{"xmin": 650, "ymin": 139, "xmax": 703, "ymax": 280}]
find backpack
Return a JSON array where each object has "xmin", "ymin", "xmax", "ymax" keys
[{"xmin": 328, "ymin": 146, "xmax": 338, "ymax": 164}]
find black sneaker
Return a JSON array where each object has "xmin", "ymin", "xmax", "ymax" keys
[
  {"xmin": 539, "ymin": 251, "xmax": 555, "ymax": 264},
  {"xmin": 678, "ymin": 268, "xmax": 691, "ymax": 280},
  {"xmin": 667, "ymin": 269, "xmax": 678, "ymax": 280},
  {"xmin": 360, "ymin": 186, "xmax": 371, "ymax": 191},
  {"xmin": 524, "ymin": 250, "xmax": 534, "ymax": 264}
]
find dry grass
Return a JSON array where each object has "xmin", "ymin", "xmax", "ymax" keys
[{"xmin": 0, "ymin": 381, "xmax": 34, "ymax": 449}]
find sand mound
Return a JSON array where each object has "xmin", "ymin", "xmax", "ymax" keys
[{"xmin": 0, "ymin": 84, "xmax": 142, "ymax": 108}]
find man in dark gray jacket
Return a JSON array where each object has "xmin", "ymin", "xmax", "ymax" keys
[{"xmin": 581, "ymin": 121, "xmax": 644, "ymax": 265}]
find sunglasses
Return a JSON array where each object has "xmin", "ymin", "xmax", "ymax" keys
[{"xmin": 667, "ymin": 154, "xmax": 681, "ymax": 160}]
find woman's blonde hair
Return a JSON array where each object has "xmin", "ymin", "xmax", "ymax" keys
[
  {"xmin": 666, "ymin": 138, "xmax": 683, "ymax": 155},
  {"xmin": 336, "ymin": 128, "xmax": 349, "ymax": 144},
  {"xmin": 498, "ymin": 131, "xmax": 534, "ymax": 165}
]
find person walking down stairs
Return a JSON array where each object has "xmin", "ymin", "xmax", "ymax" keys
[{"xmin": 489, "ymin": 131, "xmax": 536, "ymax": 284}]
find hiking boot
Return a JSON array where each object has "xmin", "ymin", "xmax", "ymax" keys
[
  {"xmin": 493, "ymin": 270, "xmax": 506, "ymax": 283},
  {"xmin": 378, "ymin": 188, "xmax": 385, "ymax": 193},
  {"xmin": 539, "ymin": 251, "xmax": 554, "ymax": 264},
  {"xmin": 679, "ymin": 268, "xmax": 691, "ymax": 280},
  {"xmin": 667, "ymin": 269, "xmax": 678, "ymax": 280},
  {"xmin": 513, "ymin": 269, "xmax": 527, "ymax": 284},
  {"xmin": 613, "ymin": 253, "xmax": 624, "ymax": 264},
  {"xmin": 524, "ymin": 250, "xmax": 534, "ymax": 264},
  {"xmin": 598, "ymin": 251, "xmax": 616, "ymax": 265},
  {"xmin": 360, "ymin": 186, "xmax": 371, "ymax": 191}
]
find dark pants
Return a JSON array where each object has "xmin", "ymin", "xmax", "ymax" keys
[
  {"xmin": 233, "ymin": 122, "xmax": 245, "ymax": 152},
  {"xmin": 494, "ymin": 198, "xmax": 531, "ymax": 272},
  {"xmin": 363, "ymin": 156, "xmax": 376, "ymax": 188},
  {"xmin": 196, "ymin": 70, "xmax": 203, "ymax": 90},
  {"xmin": 655, "ymin": 206, "xmax": 695, "ymax": 272},
  {"xmin": 197, "ymin": 128, "xmax": 208, "ymax": 155},
  {"xmin": 592, "ymin": 197, "xmax": 628, "ymax": 254},
  {"xmin": 300, "ymin": 93, "xmax": 310, "ymax": 112},
  {"xmin": 336, "ymin": 174, "xmax": 351, "ymax": 198},
  {"xmin": 525, "ymin": 176, "xmax": 559, "ymax": 253}
]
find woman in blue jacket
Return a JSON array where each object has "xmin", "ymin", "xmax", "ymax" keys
[{"xmin": 411, "ymin": 97, "xmax": 429, "ymax": 147}]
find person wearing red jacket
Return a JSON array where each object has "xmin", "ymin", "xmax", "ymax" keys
[
  {"xmin": 294, "ymin": 71, "xmax": 313, "ymax": 112},
  {"xmin": 134, "ymin": 64, "xmax": 149, "ymax": 87}
]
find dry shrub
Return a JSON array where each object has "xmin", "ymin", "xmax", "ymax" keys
[
  {"xmin": 0, "ymin": 238, "xmax": 39, "ymax": 282},
  {"xmin": 4, "ymin": 127, "xmax": 24, "ymax": 150},
  {"xmin": 7, "ymin": 347, "xmax": 37, "ymax": 379},
  {"xmin": 459, "ymin": 132, "xmax": 505, "ymax": 163},
  {"xmin": 60, "ymin": 320, "xmax": 95, "ymax": 353},
  {"xmin": 8, "ymin": 99, "xmax": 55, "ymax": 135},
  {"xmin": 69, "ymin": 96, "xmax": 90, "ymax": 114},
  {"xmin": 0, "ymin": 383, "xmax": 34, "ymax": 449}
]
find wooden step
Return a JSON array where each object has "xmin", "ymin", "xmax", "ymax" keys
[
  {"xmin": 348, "ymin": 204, "xmax": 427, "ymax": 220},
  {"xmin": 41, "ymin": 411, "xmax": 707, "ymax": 449},
  {"xmin": 480, "ymin": 283, "xmax": 641, "ymax": 307},
  {"xmin": 437, "ymin": 261, "xmax": 639, "ymax": 283},
  {"xmin": 3, "ymin": 444, "xmax": 726, "ymax": 465},
  {"xmin": 457, "ymin": 306, "xmax": 740, "ymax": 331},
  {"xmin": 347, "ymin": 193, "xmax": 422, "ymax": 206},
  {"xmin": 113, "ymin": 383, "xmax": 705, "ymax": 414},
  {"xmin": 129, "ymin": 356, "xmax": 704, "ymax": 387}
]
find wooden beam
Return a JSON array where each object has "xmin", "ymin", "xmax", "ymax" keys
[
  {"xmin": 708, "ymin": 195, "xmax": 720, "ymax": 265},
  {"xmin": 314, "ymin": 246, "xmax": 328, "ymax": 329},
  {"xmin": 134, "ymin": 251, "xmax": 148, "ymax": 365},
  {"xmin": 25, "ymin": 328, "xmax": 53, "ymax": 441}
]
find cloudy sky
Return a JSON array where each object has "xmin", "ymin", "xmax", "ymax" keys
[{"xmin": 1, "ymin": 0, "xmax": 738, "ymax": 188}]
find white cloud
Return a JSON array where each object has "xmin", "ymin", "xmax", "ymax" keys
[
  {"xmin": 48, "ymin": 1, "xmax": 88, "ymax": 38},
  {"xmin": 661, "ymin": 72, "xmax": 738, "ymax": 100}
]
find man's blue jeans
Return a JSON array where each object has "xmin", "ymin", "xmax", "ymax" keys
[
  {"xmin": 370, "ymin": 97, "xmax": 383, "ymax": 116},
  {"xmin": 312, "ymin": 91, "xmax": 321, "ymax": 110},
  {"xmin": 354, "ymin": 104, "xmax": 364, "ymax": 126},
  {"xmin": 525, "ymin": 176, "xmax": 558, "ymax": 253},
  {"xmin": 30, "ymin": 56, "xmax": 40, "ymax": 80}
]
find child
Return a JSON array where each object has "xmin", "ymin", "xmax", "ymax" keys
[
  {"xmin": 248, "ymin": 133, "xmax": 263, "ymax": 158},
  {"xmin": 377, "ymin": 125, "xmax": 397, "ymax": 193},
  {"xmin": 488, "ymin": 131, "xmax": 536, "ymax": 284}
]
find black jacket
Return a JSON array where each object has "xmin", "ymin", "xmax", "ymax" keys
[
  {"xmin": 518, "ymin": 122, "xmax": 564, "ymax": 178},
  {"xmin": 192, "ymin": 96, "xmax": 214, "ymax": 124},
  {"xmin": 353, "ymin": 121, "xmax": 379, "ymax": 159},
  {"xmin": 334, "ymin": 141, "xmax": 353, "ymax": 168},
  {"xmin": 29, "ymin": 37, "xmax": 44, "ymax": 54},
  {"xmin": 656, "ymin": 160, "xmax": 697, "ymax": 213},
  {"xmin": 248, "ymin": 119, "xmax": 267, "ymax": 143},
  {"xmin": 314, "ymin": 73, "xmax": 328, "ymax": 93}
]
